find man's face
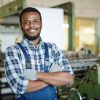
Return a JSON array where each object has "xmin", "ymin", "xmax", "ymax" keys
[{"xmin": 21, "ymin": 11, "xmax": 42, "ymax": 40}]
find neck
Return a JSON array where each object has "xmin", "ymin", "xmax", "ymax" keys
[{"xmin": 32, "ymin": 38, "xmax": 40, "ymax": 46}]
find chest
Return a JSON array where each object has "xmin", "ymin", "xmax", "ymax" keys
[{"xmin": 19, "ymin": 47, "xmax": 54, "ymax": 71}]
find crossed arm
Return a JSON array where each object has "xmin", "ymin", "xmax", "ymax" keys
[{"xmin": 26, "ymin": 72, "xmax": 74, "ymax": 92}]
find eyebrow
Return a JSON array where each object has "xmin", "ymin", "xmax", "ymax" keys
[{"xmin": 25, "ymin": 17, "xmax": 40, "ymax": 21}]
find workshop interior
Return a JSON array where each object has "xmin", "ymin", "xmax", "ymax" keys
[{"xmin": 0, "ymin": 0, "xmax": 100, "ymax": 100}]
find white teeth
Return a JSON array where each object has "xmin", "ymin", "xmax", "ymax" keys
[
  {"xmin": 29, "ymin": 30, "xmax": 35, "ymax": 36},
  {"xmin": 30, "ymin": 30, "xmax": 35, "ymax": 33}
]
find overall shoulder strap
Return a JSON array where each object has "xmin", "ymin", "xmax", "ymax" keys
[
  {"xmin": 44, "ymin": 42, "xmax": 49, "ymax": 72},
  {"xmin": 44, "ymin": 42, "xmax": 49, "ymax": 59},
  {"xmin": 17, "ymin": 43, "xmax": 31, "ymax": 69},
  {"xmin": 17, "ymin": 43, "xmax": 29, "ymax": 60}
]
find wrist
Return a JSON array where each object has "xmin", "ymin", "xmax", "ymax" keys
[
  {"xmin": 37, "ymin": 72, "xmax": 48, "ymax": 80},
  {"xmin": 37, "ymin": 72, "xmax": 42, "ymax": 79},
  {"xmin": 35, "ymin": 71, "xmax": 38, "ymax": 80}
]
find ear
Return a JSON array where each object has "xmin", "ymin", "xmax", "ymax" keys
[{"xmin": 40, "ymin": 22, "xmax": 42, "ymax": 28}]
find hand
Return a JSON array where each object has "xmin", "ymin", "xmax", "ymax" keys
[
  {"xmin": 49, "ymin": 63, "xmax": 62, "ymax": 72},
  {"xmin": 23, "ymin": 69, "xmax": 37, "ymax": 80}
]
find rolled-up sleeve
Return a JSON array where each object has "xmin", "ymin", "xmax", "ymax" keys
[
  {"xmin": 4, "ymin": 46, "xmax": 28, "ymax": 95},
  {"xmin": 52, "ymin": 43, "xmax": 74, "ymax": 75}
]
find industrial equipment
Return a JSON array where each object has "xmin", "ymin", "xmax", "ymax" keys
[
  {"xmin": 57, "ymin": 57, "xmax": 100, "ymax": 100},
  {"xmin": 0, "ymin": 52, "xmax": 14, "ymax": 100}
]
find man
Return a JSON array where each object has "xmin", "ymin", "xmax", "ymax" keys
[{"xmin": 4, "ymin": 7, "xmax": 74, "ymax": 100}]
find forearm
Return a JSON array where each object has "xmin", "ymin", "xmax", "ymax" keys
[
  {"xmin": 37, "ymin": 72, "xmax": 74, "ymax": 86},
  {"xmin": 26, "ymin": 80, "xmax": 48, "ymax": 93}
]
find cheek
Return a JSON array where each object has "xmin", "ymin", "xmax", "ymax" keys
[
  {"xmin": 36, "ymin": 23, "xmax": 42, "ymax": 28},
  {"xmin": 38, "ymin": 24, "xmax": 42, "ymax": 30},
  {"xmin": 22, "ymin": 25, "xmax": 29, "ymax": 30}
]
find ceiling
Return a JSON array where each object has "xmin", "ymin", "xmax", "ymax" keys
[
  {"xmin": 25, "ymin": 0, "xmax": 100, "ymax": 18},
  {"xmin": 0, "ymin": 0, "xmax": 100, "ymax": 18}
]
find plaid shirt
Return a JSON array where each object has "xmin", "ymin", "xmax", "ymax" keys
[{"xmin": 4, "ymin": 37, "xmax": 73, "ymax": 98}]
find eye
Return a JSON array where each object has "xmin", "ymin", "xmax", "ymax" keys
[
  {"xmin": 34, "ymin": 20, "xmax": 40, "ymax": 24},
  {"xmin": 23, "ymin": 21, "xmax": 30, "ymax": 25}
]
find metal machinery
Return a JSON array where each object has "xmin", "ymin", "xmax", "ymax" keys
[
  {"xmin": 57, "ymin": 51, "xmax": 100, "ymax": 100},
  {"xmin": 0, "ymin": 52, "xmax": 15, "ymax": 100}
]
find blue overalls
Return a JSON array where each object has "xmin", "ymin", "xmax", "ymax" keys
[{"xmin": 16, "ymin": 43, "xmax": 57, "ymax": 100}]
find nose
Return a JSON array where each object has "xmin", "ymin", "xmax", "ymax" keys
[{"xmin": 29, "ymin": 21, "xmax": 35, "ymax": 28}]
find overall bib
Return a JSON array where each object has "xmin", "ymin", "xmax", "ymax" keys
[{"xmin": 16, "ymin": 43, "xmax": 57, "ymax": 100}]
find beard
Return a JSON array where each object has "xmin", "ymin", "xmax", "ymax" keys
[
  {"xmin": 24, "ymin": 32, "xmax": 40, "ymax": 41},
  {"xmin": 21, "ymin": 28, "xmax": 40, "ymax": 41}
]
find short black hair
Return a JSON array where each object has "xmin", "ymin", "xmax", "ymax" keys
[{"xmin": 19, "ymin": 7, "xmax": 42, "ymax": 24}]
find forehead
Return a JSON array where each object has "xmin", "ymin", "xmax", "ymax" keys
[{"xmin": 22, "ymin": 11, "xmax": 41, "ymax": 20}]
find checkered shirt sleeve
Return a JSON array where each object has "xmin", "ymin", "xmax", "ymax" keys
[
  {"xmin": 50, "ymin": 43, "xmax": 74, "ymax": 75},
  {"xmin": 4, "ymin": 45, "xmax": 28, "ymax": 95}
]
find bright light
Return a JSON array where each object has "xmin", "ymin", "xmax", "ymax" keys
[
  {"xmin": 82, "ymin": 28, "xmax": 94, "ymax": 34},
  {"xmin": 63, "ymin": 24, "xmax": 69, "ymax": 29}
]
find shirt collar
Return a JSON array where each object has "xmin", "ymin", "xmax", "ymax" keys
[{"xmin": 21, "ymin": 37, "xmax": 44, "ymax": 49}]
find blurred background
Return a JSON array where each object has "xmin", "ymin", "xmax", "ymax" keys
[{"xmin": 0, "ymin": 0, "xmax": 100, "ymax": 100}]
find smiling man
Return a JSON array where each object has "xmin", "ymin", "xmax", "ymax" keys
[{"xmin": 4, "ymin": 7, "xmax": 74, "ymax": 100}]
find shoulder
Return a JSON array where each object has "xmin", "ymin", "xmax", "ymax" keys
[
  {"xmin": 45, "ymin": 42, "xmax": 58, "ymax": 49},
  {"xmin": 44, "ymin": 42, "xmax": 62, "ymax": 54},
  {"xmin": 5, "ymin": 43, "xmax": 20, "ymax": 53}
]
